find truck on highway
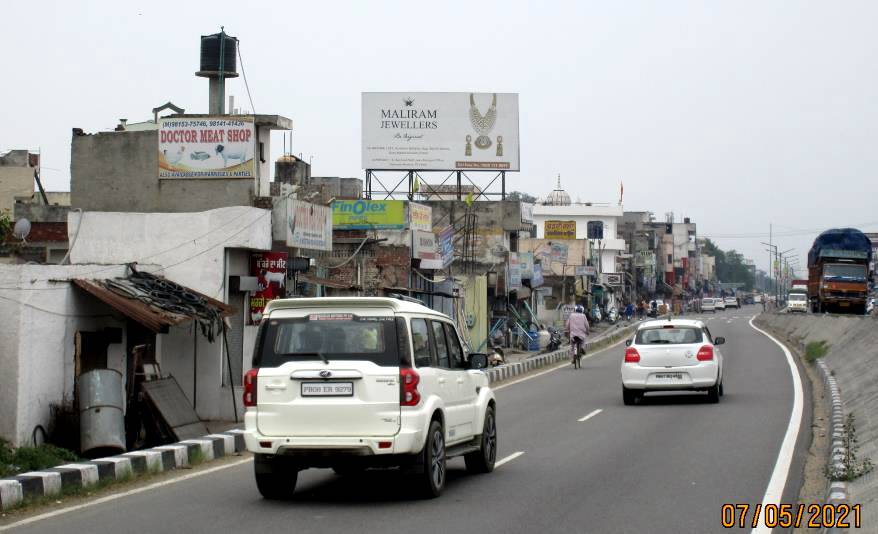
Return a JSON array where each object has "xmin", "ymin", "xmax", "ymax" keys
[{"xmin": 807, "ymin": 228, "xmax": 873, "ymax": 314}]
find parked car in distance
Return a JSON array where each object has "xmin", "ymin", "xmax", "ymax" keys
[
  {"xmin": 714, "ymin": 298, "xmax": 726, "ymax": 311},
  {"xmin": 242, "ymin": 296, "xmax": 496, "ymax": 500},
  {"xmin": 701, "ymin": 298, "xmax": 716, "ymax": 313},
  {"xmin": 621, "ymin": 319, "xmax": 725, "ymax": 405},
  {"xmin": 724, "ymin": 297, "xmax": 739, "ymax": 309}
]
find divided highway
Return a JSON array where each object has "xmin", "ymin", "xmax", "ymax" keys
[{"xmin": 5, "ymin": 308, "xmax": 806, "ymax": 534}]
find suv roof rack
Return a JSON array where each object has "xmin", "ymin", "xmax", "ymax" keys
[{"xmin": 387, "ymin": 293, "xmax": 425, "ymax": 305}]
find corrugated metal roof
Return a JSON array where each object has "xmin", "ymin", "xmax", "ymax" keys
[{"xmin": 73, "ymin": 278, "xmax": 234, "ymax": 333}]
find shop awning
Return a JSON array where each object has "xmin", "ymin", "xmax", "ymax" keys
[
  {"xmin": 74, "ymin": 273, "xmax": 234, "ymax": 338},
  {"xmin": 299, "ymin": 274, "xmax": 362, "ymax": 291}
]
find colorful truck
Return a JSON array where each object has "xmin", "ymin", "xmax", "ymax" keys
[{"xmin": 808, "ymin": 228, "xmax": 873, "ymax": 314}]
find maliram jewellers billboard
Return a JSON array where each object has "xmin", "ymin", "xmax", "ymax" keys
[{"xmin": 362, "ymin": 92, "xmax": 519, "ymax": 172}]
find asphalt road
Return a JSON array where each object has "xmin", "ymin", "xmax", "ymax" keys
[{"xmin": 8, "ymin": 307, "xmax": 807, "ymax": 534}]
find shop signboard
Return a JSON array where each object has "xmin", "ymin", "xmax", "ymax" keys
[
  {"xmin": 545, "ymin": 220, "xmax": 576, "ymax": 240},
  {"xmin": 287, "ymin": 199, "xmax": 332, "ymax": 251},
  {"xmin": 532, "ymin": 263, "xmax": 544, "ymax": 287},
  {"xmin": 509, "ymin": 253, "xmax": 521, "ymax": 289},
  {"xmin": 408, "ymin": 202, "xmax": 433, "ymax": 232},
  {"xmin": 438, "ymin": 225, "xmax": 455, "ymax": 268},
  {"xmin": 332, "ymin": 199, "xmax": 406, "ymax": 229},
  {"xmin": 159, "ymin": 116, "xmax": 255, "ymax": 178}
]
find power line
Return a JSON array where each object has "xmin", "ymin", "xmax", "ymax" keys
[{"xmin": 237, "ymin": 42, "xmax": 256, "ymax": 114}]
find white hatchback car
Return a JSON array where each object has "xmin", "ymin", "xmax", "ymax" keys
[
  {"xmin": 714, "ymin": 298, "xmax": 726, "ymax": 311},
  {"xmin": 701, "ymin": 298, "xmax": 716, "ymax": 313},
  {"xmin": 243, "ymin": 296, "xmax": 496, "ymax": 499},
  {"xmin": 724, "ymin": 297, "xmax": 739, "ymax": 309},
  {"xmin": 621, "ymin": 319, "xmax": 725, "ymax": 405}
]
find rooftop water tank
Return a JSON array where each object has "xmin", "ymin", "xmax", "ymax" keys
[{"xmin": 199, "ymin": 32, "xmax": 238, "ymax": 75}]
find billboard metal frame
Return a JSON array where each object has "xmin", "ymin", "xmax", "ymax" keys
[{"xmin": 365, "ymin": 169, "xmax": 506, "ymax": 201}]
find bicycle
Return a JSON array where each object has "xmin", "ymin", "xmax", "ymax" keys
[{"xmin": 571, "ymin": 336, "xmax": 585, "ymax": 369}]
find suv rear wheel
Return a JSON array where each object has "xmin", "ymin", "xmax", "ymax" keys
[
  {"xmin": 416, "ymin": 419, "xmax": 446, "ymax": 498},
  {"xmin": 254, "ymin": 455, "xmax": 298, "ymax": 500},
  {"xmin": 465, "ymin": 405, "xmax": 497, "ymax": 474}
]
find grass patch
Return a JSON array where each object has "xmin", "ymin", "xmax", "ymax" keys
[
  {"xmin": 0, "ymin": 439, "xmax": 80, "ymax": 478},
  {"xmin": 827, "ymin": 413, "xmax": 873, "ymax": 482},
  {"xmin": 804, "ymin": 340, "xmax": 829, "ymax": 362}
]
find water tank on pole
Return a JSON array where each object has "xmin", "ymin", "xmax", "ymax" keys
[
  {"xmin": 79, "ymin": 369, "xmax": 126, "ymax": 457},
  {"xmin": 199, "ymin": 32, "xmax": 238, "ymax": 74}
]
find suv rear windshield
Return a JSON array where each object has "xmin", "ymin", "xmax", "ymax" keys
[
  {"xmin": 254, "ymin": 314, "xmax": 400, "ymax": 368},
  {"xmin": 636, "ymin": 327, "xmax": 703, "ymax": 345},
  {"xmin": 789, "ymin": 293, "xmax": 807, "ymax": 301}
]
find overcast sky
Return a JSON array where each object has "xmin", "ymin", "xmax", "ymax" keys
[{"xmin": 2, "ymin": 1, "xmax": 877, "ymax": 275}]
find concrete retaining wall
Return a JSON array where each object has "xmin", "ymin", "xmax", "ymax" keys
[{"xmin": 755, "ymin": 313, "xmax": 878, "ymax": 525}]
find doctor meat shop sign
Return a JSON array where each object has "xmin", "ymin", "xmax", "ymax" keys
[{"xmin": 159, "ymin": 117, "xmax": 256, "ymax": 178}]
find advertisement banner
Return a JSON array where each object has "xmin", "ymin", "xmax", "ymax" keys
[
  {"xmin": 509, "ymin": 253, "xmax": 521, "ymax": 289},
  {"xmin": 412, "ymin": 230, "xmax": 439, "ymax": 261},
  {"xmin": 545, "ymin": 220, "xmax": 576, "ymax": 240},
  {"xmin": 287, "ymin": 199, "xmax": 332, "ymax": 251},
  {"xmin": 249, "ymin": 252, "xmax": 288, "ymax": 324},
  {"xmin": 603, "ymin": 273, "xmax": 623, "ymax": 286},
  {"xmin": 408, "ymin": 202, "xmax": 433, "ymax": 232},
  {"xmin": 550, "ymin": 242, "xmax": 569, "ymax": 264},
  {"xmin": 520, "ymin": 203, "xmax": 534, "ymax": 224},
  {"xmin": 438, "ymin": 225, "xmax": 455, "ymax": 268},
  {"xmin": 575, "ymin": 265, "xmax": 597, "ymax": 277},
  {"xmin": 159, "ymin": 117, "xmax": 255, "ymax": 178},
  {"xmin": 519, "ymin": 252, "xmax": 534, "ymax": 279},
  {"xmin": 532, "ymin": 263, "xmax": 544, "ymax": 287},
  {"xmin": 362, "ymin": 92, "xmax": 520, "ymax": 171},
  {"xmin": 332, "ymin": 199, "xmax": 406, "ymax": 229}
]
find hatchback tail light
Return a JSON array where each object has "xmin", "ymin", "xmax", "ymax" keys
[
  {"xmin": 697, "ymin": 345, "xmax": 714, "ymax": 361},
  {"xmin": 243, "ymin": 369, "xmax": 258, "ymax": 407},
  {"xmin": 624, "ymin": 347, "xmax": 641, "ymax": 363},
  {"xmin": 400, "ymin": 368, "xmax": 421, "ymax": 406}
]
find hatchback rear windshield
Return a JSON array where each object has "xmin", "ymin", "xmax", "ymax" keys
[
  {"xmin": 636, "ymin": 327, "xmax": 703, "ymax": 345},
  {"xmin": 254, "ymin": 314, "xmax": 400, "ymax": 368},
  {"xmin": 701, "ymin": 298, "xmax": 713, "ymax": 304}
]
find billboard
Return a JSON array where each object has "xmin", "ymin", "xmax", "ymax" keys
[
  {"xmin": 159, "ymin": 117, "xmax": 256, "ymax": 178},
  {"xmin": 332, "ymin": 199, "xmax": 406, "ymax": 229},
  {"xmin": 408, "ymin": 202, "xmax": 433, "ymax": 232},
  {"xmin": 287, "ymin": 199, "xmax": 332, "ymax": 251},
  {"xmin": 362, "ymin": 92, "xmax": 520, "ymax": 171},
  {"xmin": 545, "ymin": 220, "xmax": 576, "ymax": 240},
  {"xmin": 249, "ymin": 252, "xmax": 288, "ymax": 324}
]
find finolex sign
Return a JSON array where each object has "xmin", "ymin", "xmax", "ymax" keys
[
  {"xmin": 332, "ymin": 200, "xmax": 407, "ymax": 229},
  {"xmin": 362, "ymin": 92, "xmax": 520, "ymax": 171}
]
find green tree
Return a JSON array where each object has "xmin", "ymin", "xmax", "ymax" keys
[
  {"xmin": 506, "ymin": 191, "xmax": 537, "ymax": 203},
  {"xmin": 0, "ymin": 209, "xmax": 11, "ymax": 245},
  {"xmin": 701, "ymin": 238, "xmax": 755, "ymax": 291}
]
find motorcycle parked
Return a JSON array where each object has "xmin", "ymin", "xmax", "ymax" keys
[
  {"xmin": 607, "ymin": 307, "xmax": 619, "ymax": 324},
  {"xmin": 546, "ymin": 326, "xmax": 563, "ymax": 352}
]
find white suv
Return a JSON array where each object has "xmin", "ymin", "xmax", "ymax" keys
[
  {"xmin": 242, "ymin": 296, "xmax": 497, "ymax": 499},
  {"xmin": 621, "ymin": 319, "xmax": 725, "ymax": 405}
]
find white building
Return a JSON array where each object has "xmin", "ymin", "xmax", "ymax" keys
[{"xmin": 531, "ymin": 181, "xmax": 626, "ymax": 277}]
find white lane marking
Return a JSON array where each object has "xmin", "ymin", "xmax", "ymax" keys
[
  {"xmin": 577, "ymin": 409, "xmax": 603, "ymax": 422},
  {"xmin": 494, "ymin": 337, "xmax": 629, "ymax": 391},
  {"xmin": 0, "ymin": 457, "xmax": 253, "ymax": 532},
  {"xmin": 495, "ymin": 451, "xmax": 525, "ymax": 468},
  {"xmin": 748, "ymin": 317, "xmax": 804, "ymax": 534}
]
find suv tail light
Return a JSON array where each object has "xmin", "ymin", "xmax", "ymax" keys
[
  {"xmin": 624, "ymin": 347, "xmax": 640, "ymax": 363},
  {"xmin": 243, "ymin": 369, "xmax": 258, "ymax": 407},
  {"xmin": 697, "ymin": 345, "xmax": 714, "ymax": 361},
  {"xmin": 400, "ymin": 368, "xmax": 420, "ymax": 406}
]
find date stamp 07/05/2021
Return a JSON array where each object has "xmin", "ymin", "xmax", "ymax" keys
[{"xmin": 721, "ymin": 503, "xmax": 862, "ymax": 529}]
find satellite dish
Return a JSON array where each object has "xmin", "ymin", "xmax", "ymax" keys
[{"xmin": 13, "ymin": 218, "xmax": 31, "ymax": 241}]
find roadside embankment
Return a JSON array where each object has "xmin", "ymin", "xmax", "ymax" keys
[{"xmin": 755, "ymin": 312, "xmax": 878, "ymax": 525}]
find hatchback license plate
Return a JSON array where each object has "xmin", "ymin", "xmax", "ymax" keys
[
  {"xmin": 301, "ymin": 382, "xmax": 353, "ymax": 396},
  {"xmin": 655, "ymin": 373, "xmax": 683, "ymax": 380}
]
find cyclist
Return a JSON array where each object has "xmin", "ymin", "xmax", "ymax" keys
[{"xmin": 566, "ymin": 304, "xmax": 589, "ymax": 368}]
